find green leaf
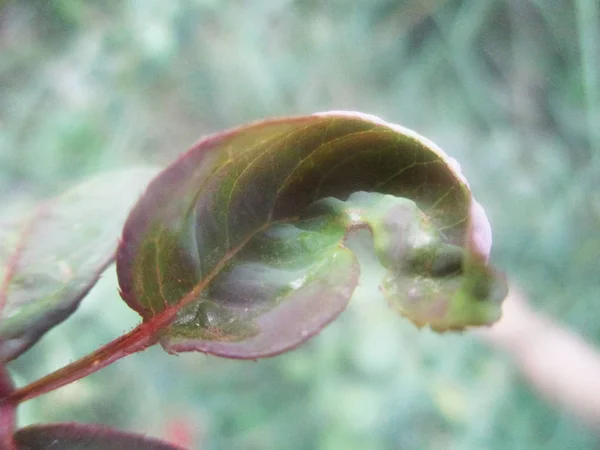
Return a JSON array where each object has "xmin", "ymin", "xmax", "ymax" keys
[
  {"xmin": 116, "ymin": 112, "xmax": 507, "ymax": 359},
  {"xmin": 0, "ymin": 169, "xmax": 158, "ymax": 362},
  {"xmin": 14, "ymin": 424, "xmax": 183, "ymax": 450}
]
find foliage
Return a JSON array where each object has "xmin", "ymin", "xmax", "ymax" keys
[
  {"xmin": 14, "ymin": 424, "xmax": 181, "ymax": 450},
  {"xmin": 0, "ymin": 111, "xmax": 506, "ymax": 447},
  {"xmin": 0, "ymin": 169, "xmax": 157, "ymax": 362},
  {"xmin": 1, "ymin": 0, "xmax": 599, "ymax": 449}
]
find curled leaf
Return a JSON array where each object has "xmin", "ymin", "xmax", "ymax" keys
[
  {"xmin": 0, "ymin": 169, "xmax": 158, "ymax": 362},
  {"xmin": 14, "ymin": 423, "xmax": 183, "ymax": 450},
  {"xmin": 117, "ymin": 112, "xmax": 507, "ymax": 359}
]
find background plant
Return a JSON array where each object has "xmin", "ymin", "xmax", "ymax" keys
[{"xmin": 1, "ymin": 1, "xmax": 599, "ymax": 449}]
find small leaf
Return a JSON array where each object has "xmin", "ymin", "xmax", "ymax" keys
[
  {"xmin": 14, "ymin": 423, "xmax": 183, "ymax": 450},
  {"xmin": 0, "ymin": 169, "xmax": 158, "ymax": 362},
  {"xmin": 117, "ymin": 112, "xmax": 507, "ymax": 359}
]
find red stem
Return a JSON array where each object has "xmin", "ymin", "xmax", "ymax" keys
[
  {"xmin": 2, "ymin": 320, "xmax": 161, "ymax": 406},
  {"xmin": 0, "ymin": 364, "xmax": 16, "ymax": 449},
  {"xmin": 0, "ymin": 402, "xmax": 15, "ymax": 450}
]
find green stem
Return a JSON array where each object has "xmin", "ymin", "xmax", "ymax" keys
[{"xmin": 576, "ymin": 0, "xmax": 600, "ymax": 153}]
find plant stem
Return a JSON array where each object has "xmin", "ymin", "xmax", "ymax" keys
[
  {"xmin": 2, "ymin": 321, "xmax": 161, "ymax": 406},
  {"xmin": 0, "ymin": 365, "xmax": 16, "ymax": 449}
]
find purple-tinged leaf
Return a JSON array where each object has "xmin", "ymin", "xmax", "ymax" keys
[
  {"xmin": 0, "ymin": 169, "xmax": 158, "ymax": 362},
  {"xmin": 14, "ymin": 423, "xmax": 184, "ymax": 450},
  {"xmin": 116, "ymin": 112, "xmax": 507, "ymax": 359}
]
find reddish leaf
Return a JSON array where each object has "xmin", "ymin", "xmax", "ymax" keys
[
  {"xmin": 116, "ymin": 112, "xmax": 507, "ymax": 359},
  {"xmin": 14, "ymin": 423, "xmax": 184, "ymax": 450}
]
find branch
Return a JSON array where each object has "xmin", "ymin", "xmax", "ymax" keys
[{"xmin": 477, "ymin": 284, "xmax": 600, "ymax": 428}]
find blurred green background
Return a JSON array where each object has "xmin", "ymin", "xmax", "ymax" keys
[{"xmin": 1, "ymin": 0, "xmax": 600, "ymax": 449}]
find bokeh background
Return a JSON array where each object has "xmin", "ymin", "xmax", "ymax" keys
[{"xmin": 1, "ymin": 1, "xmax": 600, "ymax": 449}]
